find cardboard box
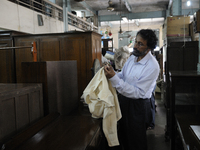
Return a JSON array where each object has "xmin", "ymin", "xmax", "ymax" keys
[{"xmin": 166, "ymin": 16, "xmax": 190, "ymax": 37}]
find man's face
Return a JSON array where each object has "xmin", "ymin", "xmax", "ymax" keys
[{"xmin": 133, "ymin": 34, "xmax": 150, "ymax": 57}]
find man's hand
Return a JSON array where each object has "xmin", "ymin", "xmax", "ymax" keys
[{"xmin": 104, "ymin": 63, "xmax": 115, "ymax": 79}]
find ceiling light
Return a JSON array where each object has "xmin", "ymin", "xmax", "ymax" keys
[
  {"xmin": 124, "ymin": 2, "xmax": 131, "ymax": 12},
  {"xmin": 122, "ymin": 16, "xmax": 128, "ymax": 22},
  {"xmin": 187, "ymin": 0, "xmax": 191, "ymax": 6}
]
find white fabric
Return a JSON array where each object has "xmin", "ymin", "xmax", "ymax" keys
[
  {"xmin": 81, "ymin": 67, "xmax": 122, "ymax": 147},
  {"xmin": 101, "ymin": 55, "xmax": 109, "ymax": 64},
  {"xmin": 114, "ymin": 46, "xmax": 130, "ymax": 70},
  {"xmin": 104, "ymin": 53, "xmax": 114, "ymax": 60}
]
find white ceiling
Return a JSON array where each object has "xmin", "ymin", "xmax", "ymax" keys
[{"xmin": 56, "ymin": 0, "xmax": 199, "ymax": 27}]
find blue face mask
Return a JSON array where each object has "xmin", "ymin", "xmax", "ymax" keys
[{"xmin": 132, "ymin": 48, "xmax": 148, "ymax": 57}]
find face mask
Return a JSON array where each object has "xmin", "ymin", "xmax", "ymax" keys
[{"xmin": 132, "ymin": 48, "xmax": 148, "ymax": 57}]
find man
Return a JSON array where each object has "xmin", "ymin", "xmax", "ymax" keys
[{"xmin": 104, "ymin": 29, "xmax": 160, "ymax": 150}]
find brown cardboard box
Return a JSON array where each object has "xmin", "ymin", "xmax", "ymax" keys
[{"xmin": 166, "ymin": 16, "xmax": 190, "ymax": 37}]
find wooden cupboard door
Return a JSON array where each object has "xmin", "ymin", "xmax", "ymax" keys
[
  {"xmin": 14, "ymin": 37, "xmax": 38, "ymax": 83},
  {"xmin": 39, "ymin": 38, "xmax": 60, "ymax": 61},
  {"xmin": 60, "ymin": 36, "xmax": 87, "ymax": 98},
  {"xmin": 0, "ymin": 40, "xmax": 15, "ymax": 83},
  {"xmin": 92, "ymin": 33, "xmax": 102, "ymax": 66},
  {"xmin": 183, "ymin": 42, "xmax": 198, "ymax": 71},
  {"xmin": 167, "ymin": 41, "xmax": 198, "ymax": 72},
  {"xmin": 167, "ymin": 47, "xmax": 184, "ymax": 71}
]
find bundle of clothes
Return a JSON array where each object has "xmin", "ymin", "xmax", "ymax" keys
[{"xmin": 102, "ymin": 46, "xmax": 130, "ymax": 71}]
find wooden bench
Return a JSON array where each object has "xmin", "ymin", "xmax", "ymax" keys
[{"xmin": 1, "ymin": 112, "xmax": 104, "ymax": 150}]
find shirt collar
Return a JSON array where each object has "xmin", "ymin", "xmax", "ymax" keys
[{"xmin": 133, "ymin": 51, "xmax": 152, "ymax": 65}]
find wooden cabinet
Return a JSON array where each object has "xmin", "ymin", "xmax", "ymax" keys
[
  {"xmin": 21, "ymin": 61, "xmax": 79, "ymax": 116},
  {"xmin": 164, "ymin": 41, "xmax": 199, "ymax": 142},
  {"xmin": 166, "ymin": 41, "xmax": 198, "ymax": 72},
  {"xmin": 0, "ymin": 31, "xmax": 27, "ymax": 83},
  {"xmin": 168, "ymin": 71, "xmax": 200, "ymax": 150},
  {"xmin": 0, "ymin": 83, "xmax": 43, "ymax": 141},
  {"xmin": 13, "ymin": 31, "xmax": 102, "ymax": 98}
]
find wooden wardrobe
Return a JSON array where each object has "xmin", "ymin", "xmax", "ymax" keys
[{"xmin": 11, "ymin": 31, "xmax": 102, "ymax": 99}]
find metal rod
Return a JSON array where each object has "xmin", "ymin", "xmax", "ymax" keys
[{"xmin": 0, "ymin": 46, "xmax": 32, "ymax": 50}]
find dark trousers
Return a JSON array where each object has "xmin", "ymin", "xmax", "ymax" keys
[
  {"xmin": 117, "ymin": 94, "xmax": 152, "ymax": 150},
  {"xmin": 149, "ymin": 93, "xmax": 155, "ymax": 128}
]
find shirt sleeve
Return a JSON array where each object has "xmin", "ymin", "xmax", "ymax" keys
[{"xmin": 109, "ymin": 65, "xmax": 159, "ymax": 99}]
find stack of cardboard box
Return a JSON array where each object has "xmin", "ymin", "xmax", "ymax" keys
[{"xmin": 164, "ymin": 16, "xmax": 190, "ymax": 37}]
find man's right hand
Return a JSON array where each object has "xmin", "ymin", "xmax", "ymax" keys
[{"xmin": 104, "ymin": 63, "xmax": 115, "ymax": 79}]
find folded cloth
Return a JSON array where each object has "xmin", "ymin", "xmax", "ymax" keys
[{"xmin": 81, "ymin": 67, "xmax": 122, "ymax": 147}]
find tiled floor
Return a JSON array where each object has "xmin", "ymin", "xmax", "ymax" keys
[{"xmin": 147, "ymin": 93, "xmax": 170, "ymax": 150}]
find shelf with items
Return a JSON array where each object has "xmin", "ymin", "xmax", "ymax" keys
[{"xmin": 101, "ymin": 38, "xmax": 113, "ymax": 52}]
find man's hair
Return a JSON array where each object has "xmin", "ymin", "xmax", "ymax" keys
[{"xmin": 136, "ymin": 29, "xmax": 158, "ymax": 50}]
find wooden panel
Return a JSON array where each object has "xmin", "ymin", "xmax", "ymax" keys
[
  {"xmin": 29, "ymin": 90, "xmax": 43, "ymax": 123},
  {"xmin": 39, "ymin": 38, "xmax": 60, "ymax": 61},
  {"xmin": 0, "ymin": 38, "xmax": 15, "ymax": 83},
  {"xmin": 167, "ymin": 41, "xmax": 198, "ymax": 72},
  {"xmin": 14, "ymin": 37, "xmax": 38, "ymax": 83},
  {"xmin": 47, "ymin": 61, "xmax": 78, "ymax": 115},
  {"xmin": 167, "ymin": 47, "xmax": 183, "ymax": 71},
  {"xmin": 0, "ymin": 84, "xmax": 43, "ymax": 141},
  {"xmin": 21, "ymin": 62, "xmax": 48, "ymax": 115},
  {"xmin": 0, "ymin": 31, "xmax": 28, "ymax": 83},
  {"xmin": 0, "ymin": 98, "xmax": 16, "ymax": 140},
  {"xmin": 60, "ymin": 36, "xmax": 86, "ymax": 98},
  {"xmin": 183, "ymin": 42, "xmax": 198, "ymax": 71},
  {"xmin": 16, "ymin": 94, "xmax": 29, "ymax": 130},
  {"xmin": 21, "ymin": 61, "xmax": 78, "ymax": 116},
  {"xmin": 0, "ymin": 49, "xmax": 15, "ymax": 83},
  {"xmin": 92, "ymin": 33, "xmax": 102, "ymax": 66}
]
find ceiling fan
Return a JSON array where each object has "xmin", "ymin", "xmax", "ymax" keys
[
  {"xmin": 106, "ymin": 0, "xmax": 127, "ymax": 12},
  {"xmin": 107, "ymin": 0, "xmax": 115, "ymax": 11}
]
